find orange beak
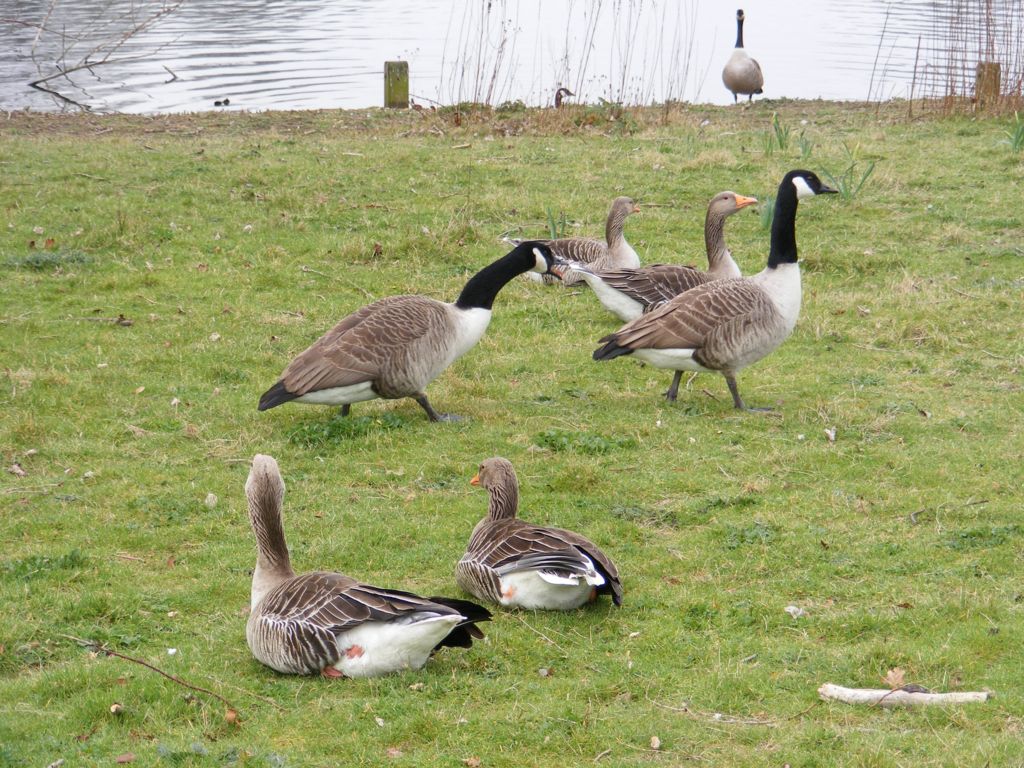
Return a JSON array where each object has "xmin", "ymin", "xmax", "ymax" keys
[
  {"xmin": 735, "ymin": 194, "xmax": 758, "ymax": 210},
  {"xmin": 632, "ymin": 204, "xmax": 641, "ymax": 214},
  {"xmin": 470, "ymin": 473, "xmax": 480, "ymax": 486}
]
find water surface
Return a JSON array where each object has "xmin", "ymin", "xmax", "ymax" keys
[{"xmin": 1, "ymin": 0, "xmax": 1020, "ymax": 113}]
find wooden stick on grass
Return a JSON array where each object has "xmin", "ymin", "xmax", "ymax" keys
[
  {"xmin": 818, "ymin": 683, "xmax": 991, "ymax": 707},
  {"xmin": 62, "ymin": 635, "xmax": 239, "ymax": 714}
]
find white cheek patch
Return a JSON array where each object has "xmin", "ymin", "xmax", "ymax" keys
[
  {"xmin": 532, "ymin": 247, "xmax": 548, "ymax": 273},
  {"xmin": 792, "ymin": 175, "xmax": 815, "ymax": 199}
]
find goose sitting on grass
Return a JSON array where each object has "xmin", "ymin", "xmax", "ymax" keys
[
  {"xmin": 554, "ymin": 191, "xmax": 758, "ymax": 321},
  {"xmin": 245, "ymin": 454, "xmax": 490, "ymax": 678},
  {"xmin": 592, "ymin": 170, "xmax": 836, "ymax": 410},
  {"xmin": 525, "ymin": 196, "xmax": 640, "ymax": 286},
  {"xmin": 456, "ymin": 457, "xmax": 622, "ymax": 610},
  {"xmin": 258, "ymin": 241, "xmax": 562, "ymax": 422}
]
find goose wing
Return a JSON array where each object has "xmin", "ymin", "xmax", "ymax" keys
[
  {"xmin": 466, "ymin": 520, "xmax": 622, "ymax": 604},
  {"xmin": 598, "ymin": 264, "xmax": 710, "ymax": 308},
  {"xmin": 596, "ymin": 278, "xmax": 774, "ymax": 355},
  {"xmin": 544, "ymin": 237, "xmax": 608, "ymax": 265},
  {"xmin": 278, "ymin": 295, "xmax": 448, "ymax": 396},
  {"xmin": 258, "ymin": 572, "xmax": 488, "ymax": 648}
]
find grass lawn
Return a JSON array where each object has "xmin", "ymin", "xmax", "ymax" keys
[{"xmin": 1, "ymin": 100, "xmax": 1022, "ymax": 766}]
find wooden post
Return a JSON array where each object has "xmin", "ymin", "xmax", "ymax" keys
[
  {"xmin": 384, "ymin": 61, "xmax": 409, "ymax": 109},
  {"xmin": 975, "ymin": 62, "xmax": 1001, "ymax": 110}
]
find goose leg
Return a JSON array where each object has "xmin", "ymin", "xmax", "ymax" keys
[
  {"xmin": 725, "ymin": 373, "xmax": 772, "ymax": 412},
  {"xmin": 414, "ymin": 393, "xmax": 462, "ymax": 422},
  {"xmin": 340, "ymin": 404, "xmax": 351, "ymax": 417},
  {"xmin": 664, "ymin": 371, "xmax": 684, "ymax": 402},
  {"xmin": 321, "ymin": 666, "xmax": 344, "ymax": 678}
]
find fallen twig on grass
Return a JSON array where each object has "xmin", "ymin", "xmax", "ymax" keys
[
  {"xmin": 818, "ymin": 683, "xmax": 992, "ymax": 707},
  {"xmin": 61, "ymin": 634, "xmax": 239, "ymax": 715},
  {"xmin": 300, "ymin": 265, "xmax": 375, "ymax": 300}
]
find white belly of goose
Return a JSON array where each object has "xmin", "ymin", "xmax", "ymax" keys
[
  {"xmin": 578, "ymin": 272, "xmax": 645, "ymax": 322},
  {"xmin": 631, "ymin": 347, "xmax": 710, "ymax": 372},
  {"xmin": 294, "ymin": 381, "xmax": 378, "ymax": 406},
  {"xmin": 328, "ymin": 614, "xmax": 464, "ymax": 678},
  {"xmin": 499, "ymin": 569, "xmax": 604, "ymax": 610}
]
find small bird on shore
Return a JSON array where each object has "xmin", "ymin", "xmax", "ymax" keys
[
  {"xmin": 257, "ymin": 241, "xmax": 562, "ymax": 422},
  {"xmin": 244, "ymin": 454, "xmax": 490, "ymax": 678},
  {"xmin": 592, "ymin": 170, "xmax": 836, "ymax": 410},
  {"xmin": 722, "ymin": 9, "xmax": 764, "ymax": 103}
]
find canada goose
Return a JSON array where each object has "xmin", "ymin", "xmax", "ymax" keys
[
  {"xmin": 722, "ymin": 9, "xmax": 764, "ymax": 103},
  {"xmin": 592, "ymin": 170, "xmax": 836, "ymax": 410},
  {"xmin": 244, "ymin": 454, "xmax": 490, "ymax": 678},
  {"xmin": 258, "ymin": 241, "xmax": 561, "ymax": 422},
  {"xmin": 554, "ymin": 87, "xmax": 574, "ymax": 108},
  {"xmin": 456, "ymin": 457, "xmax": 622, "ymax": 610},
  {"xmin": 525, "ymin": 197, "xmax": 640, "ymax": 286},
  {"xmin": 554, "ymin": 191, "xmax": 758, "ymax": 321}
]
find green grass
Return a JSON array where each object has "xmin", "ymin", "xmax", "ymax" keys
[{"xmin": 1, "ymin": 101, "xmax": 1022, "ymax": 766}]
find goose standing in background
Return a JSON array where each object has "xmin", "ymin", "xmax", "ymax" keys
[
  {"xmin": 593, "ymin": 170, "xmax": 836, "ymax": 410},
  {"xmin": 456, "ymin": 457, "xmax": 622, "ymax": 610},
  {"xmin": 258, "ymin": 241, "xmax": 561, "ymax": 422},
  {"xmin": 526, "ymin": 197, "xmax": 640, "ymax": 286},
  {"xmin": 244, "ymin": 454, "xmax": 490, "ymax": 678},
  {"xmin": 555, "ymin": 191, "xmax": 758, "ymax": 321},
  {"xmin": 722, "ymin": 9, "xmax": 764, "ymax": 103}
]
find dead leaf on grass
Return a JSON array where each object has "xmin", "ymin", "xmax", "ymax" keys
[
  {"xmin": 882, "ymin": 667, "xmax": 906, "ymax": 689},
  {"xmin": 385, "ymin": 747, "xmax": 402, "ymax": 758},
  {"xmin": 463, "ymin": 758, "xmax": 481, "ymax": 767},
  {"xmin": 225, "ymin": 708, "xmax": 241, "ymax": 726},
  {"xmin": 115, "ymin": 754, "xmax": 134, "ymax": 764},
  {"xmin": 7, "ymin": 462, "xmax": 27, "ymax": 477}
]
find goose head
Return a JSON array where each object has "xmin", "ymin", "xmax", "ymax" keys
[
  {"xmin": 470, "ymin": 456, "xmax": 520, "ymax": 520},
  {"xmin": 611, "ymin": 196, "xmax": 641, "ymax": 219},
  {"xmin": 785, "ymin": 170, "xmax": 838, "ymax": 199},
  {"xmin": 517, "ymin": 240, "xmax": 564, "ymax": 279},
  {"xmin": 709, "ymin": 191, "xmax": 758, "ymax": 218},
  {"xmin": 736, "ymin": 8, "xmax": 745, "ymax": 23}
]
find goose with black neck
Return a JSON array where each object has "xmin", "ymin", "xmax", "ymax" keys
[
  {"xmin": 592, "ymin": 170, "xmax": 836, "ymax": 411},
  {"xmin": 258, "ymin": 241, "xmax": 562, "ymax": 422}
]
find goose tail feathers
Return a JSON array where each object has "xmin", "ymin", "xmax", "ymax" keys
[
  {"xmin": 258, "ymin": 380, "xmax": 298, "ymax": 411},
  {"xmin": 426, "ymin": 597, "xmax": 492, "ymax": 649},
  {"xmin": 592, "ymin": 335, "xmax": 633, "ymax": 361}
]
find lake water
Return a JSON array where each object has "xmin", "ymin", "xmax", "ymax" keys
[{"xmin": 1, "ymin": 0, "xmax": 1021, "ymax": 113}]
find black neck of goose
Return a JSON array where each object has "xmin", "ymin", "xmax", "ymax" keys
[
  {"xmin": 768, "ymin": 182, "xmax": 800, "ymax": 268},
  {"xmin": 456, "ymin": 249, "xmax": 532, "ymax": 310},
  {"xmin": 487, "ymin": 481, "xmax": 519, "ymax": 521},
  {"xmin": 735, "ymin": 16, "xmax": 745, "ymax": 48}
]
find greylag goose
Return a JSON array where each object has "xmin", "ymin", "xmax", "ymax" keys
[
  {"xmin": 258, "ymin": 241, "xmax": 561, "ymax": 421},
  {"xmin": 245, "ymin": 454, "xmax": 490, "ymax": 678},
  {"xmin": 456, "ymin": 457, "xmax": 622, "ymax": 610},
  {"xmin": 526, "ymin": 197, "xmax": 640, "ymax": 286},
  {"xmin": 555, "ymin": 191, "xmax": 758, "ymax": 321},
  {"xmin": 722, "ymin": 9, "xmax": 764, "ymax": 103},
  {"xmin": 592, "ymin": 170, "xmax": 836, "ymax": 410}
]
